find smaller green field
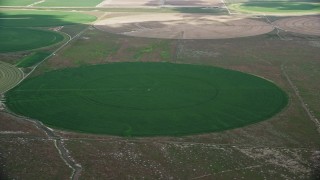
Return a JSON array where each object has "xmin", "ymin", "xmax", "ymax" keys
[
  {"xmin": 16, "ymin": 52, "xmax": 51, "ymax": 68},
  {"xmin": 230, "ymin": 2, "xmax": 320, "ymax": 13},
  {"xmin": 0, "ymin": 28, "xmax": 64, "ymax": 53},
  {"xmin": 0, "ymin": 0, "xmax": 37, "ymax": 6},
  {"xmin": 0, "ymin": 10, "xmax": 96, "ymax": 27},
  {"xmin": 35, "ymin": 0, "xmax": 104, "ymax": 7}
]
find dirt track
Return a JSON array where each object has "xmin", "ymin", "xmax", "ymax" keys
[
  {"xmin": 96, "ymin": 0, "xmax": 223, "ymax": 7},
  {"xmin": 95, "ymin": 13, "xmax": 274, "ymax": 39},
  {"xmin": 274, "ymin": 16, "xmax": 320, "ymax": 36}
]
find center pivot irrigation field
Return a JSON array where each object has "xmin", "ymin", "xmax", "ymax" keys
[
  {"xmin": 0, "ymin": 10, "xmax": 97, "ymax": 53},
  {"xmin": 5, "ymin": 63, "xmax": 288, "ymax": 136},
  {"xmin": 95, "ymin": 13, "xmax": 274, "ymax": 39},
  {"xmin": 0, "ymin": 28, "xmax": 64, "ymax": 53}
]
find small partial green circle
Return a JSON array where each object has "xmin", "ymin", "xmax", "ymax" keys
[
  {"xmin": 0, "ymin": 27, "xmax": 64, "ymax": 53},
  {"xmin": 0, "ymin": 10, "xmax": 97, "ymax": 27}
]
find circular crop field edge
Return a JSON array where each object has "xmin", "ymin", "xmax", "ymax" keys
[
  {"xmin": 0, "ymin": 9, "xmax": 98, "ymax": 27},
  {"xmin": 0, "ymin": 27, "xmax": 70, "ymax": 53},
  {"xmin": 4, "ymin": 62, "xmax": 289, "ymax": 137}
]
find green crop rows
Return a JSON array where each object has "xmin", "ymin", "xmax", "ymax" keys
[
  {"xmin": 0, "ymin": 62, "xmax": 24, "ymax": 94},
  {"xmin": 5, "ymin": 62, "xmax": 288, "ymax": 137}
]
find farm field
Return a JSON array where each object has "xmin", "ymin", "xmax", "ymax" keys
[
  {"xmin": 95, "ymin": 13, "xmax": 274, "ymax": 39},
  {"xmin": 0, "ymin": 0, "xmax": 37, "ymax": 6},
  {"xmin": 0, "ymin": 28, "xmax": 64, "ymax": 53},
  {"xmin": 16, "ymin": 52, "xmax": 51, "ymax": 68},
  {"xmin": 229, "ymin": 2, "xmax": 320, "ymax": 14},
  {"xmin": 6, "ymin": 62, "xmax": 287, "ymax": 136},
  {"xmin": 0, "ymin": 62, "xmax": 23, "ymax": 94},
  {"xmin": 0, "ymin": 1, "xmax": 320, "ymax": 180},
  {"xmin": 0, "ymin": 10, "xmax": 97, "ymax": 27}
]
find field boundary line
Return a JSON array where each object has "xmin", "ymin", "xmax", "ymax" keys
[{"xmin": 281, "ymin": 64, "xmax": 320, "ymax": 134}]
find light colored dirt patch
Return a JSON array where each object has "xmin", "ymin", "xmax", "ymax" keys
[
  {"xmin": 95, "ymin": 13, "xmax": 274, "ymax": 39},
  {"xmin": 273, "ymin": 16, "xmax": 320, "ymax": 36},
  {"xmin": 164, "ymin": 0, "xmax": 222, "ymax": 7},
  {"xmin": 236, "ymin": 147, "xmax": 312, "ymax": 176},
  {"xmin": 97, "ymin": 0, "xmax": 162, "ymax": 7},
  {"xmin": 97, "ymin": 0, "xmax": 222, "ymax": 7}
]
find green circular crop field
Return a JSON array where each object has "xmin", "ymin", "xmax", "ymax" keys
[
  {"xmin": 230, "ymin": 2, "xmax": 320, "ymax": 14},
  {"xmin": 5, "ymin": 62, "xmax": 288, "ymax": 137},
  {"xmin": 0, "ymin": 27, "xmax": 64, "ymax": 53},
  {"xmin": 0, "ymin": 10, "xmax": 96, "ymax": 27}
]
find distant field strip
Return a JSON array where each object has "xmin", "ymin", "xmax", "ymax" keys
[
  {"xmin": 0, "ymin": 0, "xmax": 38, "ymax": 6},
  {"xmin": 229, "ymin": 2, "xmax": 320, "ymax": 14},
  {"xmin": 0, "ymin": 10, "xmax": 97, "ymax": 27},
  {"xmin": 95, "ymin": 13, "xmax": 274, "ymax": 39},
  {"xmin": 97, "ymin": 0, "xmax": 224, "ymax": 7},
  {"xmin": 34, "ymin": 0, "xmax": 104, "ymax": 7},
  {"xmin": 0, "ymin": 62, "xmax": 23, "ymax": 94}
]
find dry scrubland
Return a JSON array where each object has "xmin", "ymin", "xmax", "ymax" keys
[{"xmin": 1, "ymin": 1, "xmax": 320, "ymax": 179}]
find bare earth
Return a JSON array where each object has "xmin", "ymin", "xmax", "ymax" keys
[
  {"xmin": 96, "ymin": 0, "xmax": 223, "ymax": 7},
  {"xmin": 274, "ymin": 16, "xmax": 320, "ymax": 36},
  {"xmin": 95, "ymin": 13, "xmax": 274, "ymax": 39}
]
